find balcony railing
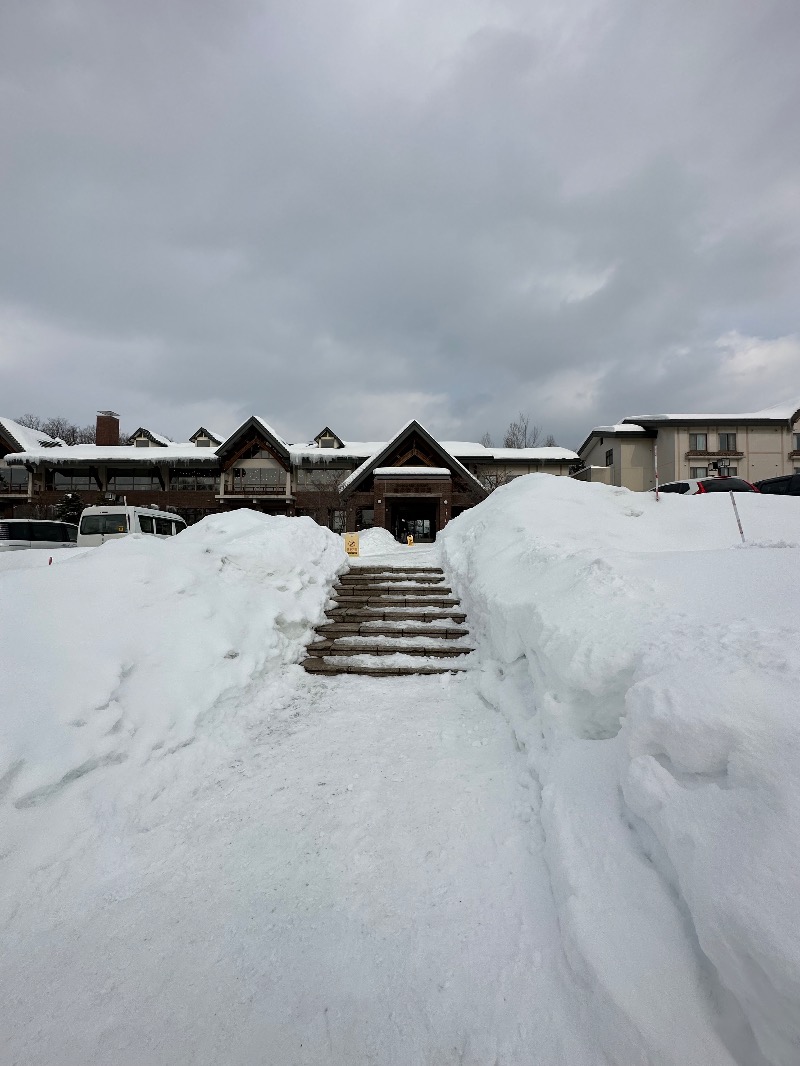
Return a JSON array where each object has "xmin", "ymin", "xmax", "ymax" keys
[{"xmin": 0, "ymin": 483, "xmax": 30, "ymax": 495}]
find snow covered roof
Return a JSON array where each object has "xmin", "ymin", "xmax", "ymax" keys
[
  {"xmin": 189, "ymin": 427, "xmax": 224, "ymax": 444},
  {"xmin": 129, "ymin": 427, "xmax": 174, "ymax": 446},
  {"xmin": 374, "ymin": 467, "xmax": 452, "ymax": 477},
  {"xmin": 483, "ymin": 447, "xmax": 579, "ymax": 461},
  {"xmin": 6, "ymin": 444, "xmax": 218, "ymax": 465},
  {"xmin": 289, "ymin": 441, "xmax": 386, "ymax": 461},
  {"xmin": 622, "ymin": 398, "xmax": 800, "ymax": 425},
  {"xmin": 0, "ymin": 417, "xmax": 63, "ymax": 452},
  {"xmin": 340, "ymin": 420, "xmax": 487, "ymax": 496},
  {"xmin": 217, "ymin": 416, "xmax": 290, "ymax": 462}
]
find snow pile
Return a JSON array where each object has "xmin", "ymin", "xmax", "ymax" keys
[
  {"xmin": 0, "ymin": 511, "xmax": 344, "ymax": 820},
  {"xmin": 441, "ymin": 475, "xmax": 800, "ymax": 1065},
  {"xmin": 353, "ymin": 526, "xmax": 403, "ymax": 555}
]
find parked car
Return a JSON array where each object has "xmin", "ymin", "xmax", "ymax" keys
[
  {"xmin": 0, "ymin": 519, "xmax": 78, "ymax": 551},
  {"xmin": 654, "ymin": 476, "xmax": 760, "ymax": 495},
  {"xmin": 755, "ymin": 473, "xmax": 800, "ymax": 496},
  {"xmin": 77, "ymin": 505, "xmax": 187, "ymax": 546}
]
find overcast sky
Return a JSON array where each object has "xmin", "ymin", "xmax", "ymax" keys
[{"xmin": 1, "ymin": 0, "xmax": 799, "ymax": 447}]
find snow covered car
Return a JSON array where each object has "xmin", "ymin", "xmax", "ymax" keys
[
  {"xmin": 0, "ymin": 519, "xmax": 78, "ymax": 551},
  {"xmin": 654, "ymin": 476, "xmax": 759, "ymax": 495}
]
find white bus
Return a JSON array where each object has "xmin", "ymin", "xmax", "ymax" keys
[{"xmin": 77, "ymin": 505, "xmax": 187, "ymax": 546}]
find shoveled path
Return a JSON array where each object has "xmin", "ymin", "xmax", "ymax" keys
[{"xmin": 1, "ymin": 545, "xmax": 602, "ymax": 1065}]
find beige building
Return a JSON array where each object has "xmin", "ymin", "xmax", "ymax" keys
[{"xmin": 575, "ymin": 400, "xmax": 800, "ymax": 490}]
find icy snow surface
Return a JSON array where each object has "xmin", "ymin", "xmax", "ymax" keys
[
  {"xmin": 2, "ymin": 485, "xmax": 800, "ymax": 1064},
  {"xmin": 441, "ymin": 475, "xmax": 800, "ymax": 1066}
]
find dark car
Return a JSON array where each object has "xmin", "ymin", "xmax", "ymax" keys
[
  {"xmin": 755, "ymin": 473, "xmax": 800, "ymax": 496},
  {"xmin": 655, "ymin": 476, "xmax": 760, "ymax": 495}
]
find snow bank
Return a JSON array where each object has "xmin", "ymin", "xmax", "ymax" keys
[
  {"xmin": 441, "ymin": 475, "xmax": 800, "ymax": 1065},
  {"xmin": 353, "ymin": 526, "xmax": 403, "ymax": 555},
  {"xmin": 0, "ymin": 511, "xmax": 345, "ymax": 818}
]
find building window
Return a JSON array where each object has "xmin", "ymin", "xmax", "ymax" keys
[
  {"xmin": 0, "ymin": 466, "xmax": 28, "ymax": 490},
  {"xmin": 320, "ymin": 437, "xmax": 335, "ymax": 448},
  {"xmin": 134, "ymin": 438, "xmax": 150, "ymax": 447},
  {"xmin": 107, "ymin": 474, "xmax": 161, "ymax": 490},
  {"xmin": 233, "ymin": 467, "xmax": 282, "ymax": 490},
  {"xmin": 357, "ymin": 507, "xmax": 374, "ymax": 529},
  {"xmin": 605, "ymin": 449, "xmax": 613, "ymax": 466},
  {"xmin": 689, "ymin": 433, "xmax": 707, "ymax": 451},
  {"xmin": 690, "ymin": 466, "xmax": 708, "ymax": 478},
  {"xmin": 52, "ymin": 472, "xmax": 96, "ymax": 491},
  {"xmin": 329, "ymin": 509, "xmax": 346, "ymax": 533},
  {"xmin": 793, "ymin": 433, "xmax": 800, "ymax": 451},
  {"xmin": 714, "ymin": 464, "xmax": 737, "ymax": 475},
  {"xmin": 195, "ymin": 439, "xmax": 211, "ymax": 447},
  {"xmin": 718, "ymin": 432, "xmax": 737, "ymax": 452},
  {"xmin": 170, "ymin": 471, "xmax": 217, "ymax": 491}
]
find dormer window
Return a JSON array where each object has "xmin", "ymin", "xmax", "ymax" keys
[
  {"xmin": 135, "ymin": 438, "xmax": 149, "ymax": 447},
  {"xmin": 196, "ymin": 438, "xmax": 211, "ymax": 447},
  {"xmin": 320, "ymin": 436, "xmax": 335, "ymax": 448}
]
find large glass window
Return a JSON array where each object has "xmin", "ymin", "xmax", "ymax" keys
[
  {"xmin": 232, "ymin": 467, "xmax": 282, "ymax": 490},
  {"xmin": 107, "ymin": 473, "xmax": 162, "ymax": 491},
  {"xmin": 52, "ymin": 471, "xmax": 96, "ymax": 491},
  {"xmin": 170, "ymin": 471, "xmax": 217, "ymax": 491},
  {"xmin": 0, "ymin": 466, "xmax": 28, "ymax": 490},
  {"xmin": 718, "ymin": 432, "xmax": 737, "ymax": 451},
  {"xmin": 689, "ymin": 433, "xmax": 707, "ymax": 451}
]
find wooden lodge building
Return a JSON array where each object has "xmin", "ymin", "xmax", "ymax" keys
[{"xmin": 1, "ymin": 411, "xmax": 578, "ymax": 541}]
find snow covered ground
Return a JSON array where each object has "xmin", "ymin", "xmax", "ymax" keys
[{"xmin": 1, "ymin": 484, "xmax": 799, "ymax": 1063}]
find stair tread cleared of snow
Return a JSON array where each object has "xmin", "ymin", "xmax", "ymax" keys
[{"xmin": 303, "ymin": 563, "xmax": 474, "ymax": 677}]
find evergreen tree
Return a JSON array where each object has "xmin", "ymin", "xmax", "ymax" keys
[{"xmin": 55, "ymin": 492, "xmax": 83, "ymax": 524}]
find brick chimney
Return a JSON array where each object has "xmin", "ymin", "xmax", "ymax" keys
[{"xmin": 96, "ymin": 410, "xmax": 120, "ymax": 446}]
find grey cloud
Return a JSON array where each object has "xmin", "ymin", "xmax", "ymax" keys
[{"xmin": 1, "ymin": 0, "xmax": 799, "ymax": 448}]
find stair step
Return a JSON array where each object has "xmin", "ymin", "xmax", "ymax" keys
[
  {"xmin": 307, "ymin": 642, "xmax": 472, "ymax": 658},
  {"xmin": 338, "ymin": 573, "xmax": 444, "ymax": 585},
  {"xmin": 318, "ymin": 622, "xmax": 469, "ymax": 639},
  {"xmin": 327, "ymin": 609, "xmax": 467, "ymax": 623},
  {"xmin": 302, "ymin": 658, "xmax": 466, "ymax": 677},
  {"xmin": 350, "ymin": 566, "xmax": 442, "ymax": 574},
  {"xmin": 332, "ymin": 596, "xmax": 460, "ymax": 608},
  {"xmin": 334, "ymin": 585, "xmax": 453, "ymax": 596}
]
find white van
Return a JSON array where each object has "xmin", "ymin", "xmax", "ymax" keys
[
  {"xmin": 0, "ymin": 519, "xmax": 79, "ymax": 551},
  {"xmin": 77, "ymin": 505, "xmax": 187, "ymax": 546}
]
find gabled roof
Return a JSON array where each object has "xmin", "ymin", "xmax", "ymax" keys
[
  {"xmin": 189, "ymin": 427, "xmax": 224, "ymax": 445},
  {"xmin": 129, "ymin": 427, "xmax": 173, "ymax": 446},
  {"xmin": 0, "ymin": 417, "xmax": 63, "ymax": 453},
  {"xmin": 313, "ymin": 426, "xmax": 345, "ymax": 448},
  {"xmin": 339, "ymin": 420, "xmax": 487, "ymax": 497},
  {"xmin": 217, "ymin": 416, "xmax": 290, "ymax": 464}
]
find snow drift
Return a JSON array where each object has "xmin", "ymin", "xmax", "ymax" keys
[
  {"xmin": 0, "ymin": 511, "xmax": 345, "ymax": 818},
  {"xmin": 441, "ymin": 475, "xmax": 800, "ymax": 1066}
]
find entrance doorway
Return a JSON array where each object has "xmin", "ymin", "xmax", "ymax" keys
[{"xmin": 388, "ymin": 498, "xmax": 438, "ymax": 542}]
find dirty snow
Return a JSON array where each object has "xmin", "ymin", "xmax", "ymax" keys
[{"xmin": 1, "ymin": 483, "xmax": 799, "ymax": 1064}]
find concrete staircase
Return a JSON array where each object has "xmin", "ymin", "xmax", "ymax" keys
[{"xmin": 301, "ymin": 565, "xmax": 474, "ymax": 677}]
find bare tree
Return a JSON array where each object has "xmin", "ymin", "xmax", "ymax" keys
[
  {"xmin": 15, "ymin": 414, "xmax": 96, "ymax": 445},
  {"xmin": 503, "ymin": 412, "xmax": 542, "ymax": 448},
  {"xmin": 502, "ymin": 413, "xmax": 558, "ymax": 448},
  {"xmin": 295, "ymin": 465, "xmax": 351, "ymax": 531},
  {"xmin": 479, "ymin": 431, "xmax": 494, "ymax": 447}
]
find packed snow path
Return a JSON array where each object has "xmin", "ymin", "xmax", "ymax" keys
[{"xmin": 0, "ymin": 568, "xmax": 601, "ymax": 1064}]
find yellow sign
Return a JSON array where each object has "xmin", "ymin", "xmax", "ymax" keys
[{"xmin": 344, "ymin": 532, "xmax": 360, "ymax": 556}]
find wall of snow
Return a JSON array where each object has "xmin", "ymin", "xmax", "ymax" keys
[
  {"xmin": 0, "ymin": 511, "xmax": 345, "ymax": 820},
  {"xmin": 441, "ymin": 475, "xmax": 800, "ymax": 1066}
]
